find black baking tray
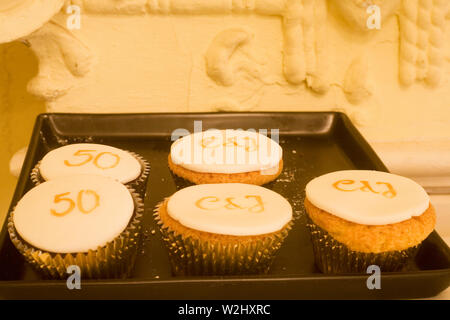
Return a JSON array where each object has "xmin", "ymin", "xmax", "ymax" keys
[{"xmin": 0, "ymin": 112, "xmax": 449, "ymax": 300}]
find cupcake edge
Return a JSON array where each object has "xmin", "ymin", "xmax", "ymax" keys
[
  {"xmin": 303, "ymin": 197, "xmax": 433, "ymax": 273},
  {"xmin": 168, "ymin": 155, "xmax": 283, "ymax": 186},
  {"xmin": 154, "ymin": 199, "xmax": 292, "ymax": 276},
  {"xmin": 8, "ymin": 187, "xmax": 145, "ymax": 279},
  {"xmin": 305, "ymin": 217, "xmax": 420, "ymax": 274},
  {"xmin": 304, "ymin": 198, "xmax": 435, "ymax": 253}
]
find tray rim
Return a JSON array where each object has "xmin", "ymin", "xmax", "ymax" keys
[{"xmin": 1, "ymin": 112, "xmax": 449, "ymax": 298}]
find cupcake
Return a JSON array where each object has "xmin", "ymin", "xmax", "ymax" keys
[
  {"xmin": 31, "ymin": 143, "xmax": 150, "ymax": 196},
  {"xmin": 168, "ymin": 129, "xmax": 283, "ymax": 186},
  {"xmin": 154, "ymin": 183, "xmax": 293, "ymax": 275},
  {"xmin": 304, "ymin": 170, "xmax": 436, "ymax": 274},
  {"xmin": 8, "ymin": 175, "xmax": 144, "ymax": 279}
]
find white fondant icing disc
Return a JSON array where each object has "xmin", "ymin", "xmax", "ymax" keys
[
  {"xmin": 170, "ymin": 129, "xmax": 282, "ymax": 174},
  {"xmin": 305, "ymin": 170, "xmax": 430, "ymax": 225},
  {"xmin": 13, "ymin": 175, "xmax": 134, "ymax": 253},
  {"xmin": 39, "ymin": 143, "xmax": 142, "ymax": 184},
  {"xmin": 0, "ymin": 0, "xmax": 65, "ymax": 43},
  {"xmin": 166, "ymin": 183, "xmax": 292, "ymax": 236}
]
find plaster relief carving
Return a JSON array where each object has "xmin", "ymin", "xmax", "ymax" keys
[
  {"xmin": 0, "ymin": 0, "xmax": 65, "ymax": 43},
  {"xmin": 233, "ymin": 0, "xmax": 286, "ymax": 16},
  {"xmin": 25, "ymin": 22, "xmax": 93, "ymax": 101},
  {"xmin": 73, "ymin": 0, "xmax": 330, "ymax": 94},
  {"xmin": 331, "ymin": 0, "xmax": 400, "ymax": 31},
  {"xmin": 160, "ymin": 0, "xmax": 232, "ymax": 14},
  {"xmin": 0, "ymin": 0, "xmax": 333, "ymax": 103},
  {"xmin": 344, "ymin": 55, "xmax": 373, "ymax": 105},
  {"xmin": 206, "ymin": 28, "xmax": 254, "ymax": 87},
  {"xmin": 0, "ymin": 0, "xmax": 448, "ymax": 110},
  {"xmin": 72, "ymin": 0, "xmax": 148, "ymax": 14},
  {"xmin": 75, "ymin": 0, "xmax": 286, "ymax": 15},
  {"xmin": 204, "ymin": 27, "xmax": 280, "ymax": 111},
  {"xmin": 399, "ymin": 0, "xmax": 447, "ymax": 87},
  {"xmin": 332, "ymin": 0, "xmax": 447, "ymax": 88},
  {"xmin": 283, "ymin": 0, "xmax": 329, "ymax": 93}
]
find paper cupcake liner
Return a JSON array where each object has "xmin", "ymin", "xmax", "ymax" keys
[
  {"xmin": 31, "ymin": 150, "xmax": 150, "ymax": 198},
  {"xmin": 305, "ymin": 217, "xmax": 420, "ymax": 274},
  {"xmin": 127, "ymin": 151, "xmax": 150, "ymax": 197},
  {"xmin": 154, "ymin": 201, "xmax": 292, "ymax": 276},
  {"xmin": 7, "ymin": 188, "xmax": 145, "ymax": 280}
]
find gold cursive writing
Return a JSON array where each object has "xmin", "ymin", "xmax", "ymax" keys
[
  {"xmin": 332, "ymin": 180, "xmax": 397, "ymax": 199},
  {"xmin": 51, "ymin": 190, "xmax": 100, "ymax": 217},
  {"xmin": 77, "ymin": 190, "xmax": 101, "ymax": 214},
  {"xmin": 195, "ymin": 195, "xmax": 265, "ymax": 213},
  {"xmin": 201, "ymin": 135, "xmax": 258, "ymax": 152},
  {"xmin": 64, "ymin": 150, "xmax": 120, "ymax": 169},
  {"xmin": 195, "ymin": 196, "xmax": 220, "ymax": 210}
]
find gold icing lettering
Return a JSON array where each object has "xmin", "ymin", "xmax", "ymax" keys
[
  {"xmin": 195, "ymin": 195, "xmax": 265, "ymax": 213},
  {"xmin": 64, "ymin": 149, "xmax": 121, "ymax": 169},
  {"xmin": 200, "ymin": 135, "xmax": 258, "ymax": 152},
  {"xmin": 332, "ymin": 180, "xmax": 358, "ymax": 192},
  {"xmin": 51, "ymin": 190, "xmax": 100, "ymax": 217},
  {"xmin": 201, "ymin": 136, "xmax": 221, "ymax": 149},
  {"xmin": 51, "ymin": 192, "xmax": 75, "ymax": 217},
  {"xmin": 246, "ymin": 195, "xmax": 264, "ymax": 213},
  {"xmin": 64, "ymin": 149, "xmax": 96, "ymax": 167},
  {"xmin": 360, "ymin": 180, "xmax": 379, "ymax": 194},
  {"xmin": 224, "ymin": 136, "xmax": 238, "ymax": 147},
  {"xmin": 195, "ymin": 196, "xmax": 220, "ymax": 210},
  {"xmin": 77, "ymin": 190, "xmax": 100, "ymax": 214},
  {"xmin": 225, "ymin": 197, "xmax": 244, "ymax": 210},
  {"xmin": 242, "ymin": 137, "xmax": 258, "ymax": 152},
  {"xmin": 93, "ymin": 152, "xmax": 120, "ymax": 170},
  {"xmin": 377, "ymin": 182, "xmax": 397, "ymax": 199},
  {"xmin": 332, "ymin": 180, "xmax": 397, "ymax": 199}
]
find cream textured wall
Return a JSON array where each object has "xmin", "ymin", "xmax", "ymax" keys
[{"xmin": 0, "ymin": 41, "xmax": 46, "ymax": 224}]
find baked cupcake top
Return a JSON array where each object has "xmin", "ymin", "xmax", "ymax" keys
[
  {"xmin": 13, "ymin": 175, "xmax": 134, "ymax": 253},
  {"xmin": 170, "ymin": 129, "xmax": 282, "ymax": 173},
  {"xmin": 166, "ymin": 183, "xmax": 292, "ymax": 236},
  {"xmin": 39, "ymin": 143, "xmax": 142, "ymax": 183},
  {"xmin": 305, "ymin": 170, "xmax": 430, "ymax": 225}
]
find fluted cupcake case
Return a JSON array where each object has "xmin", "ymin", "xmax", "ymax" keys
[
  {"xmin": 154, "ymin": 200, "xmax": 292, "ymax": 276},
  {"xmin": 304, "ymin": 170, "xmax": 435, "ymax": 274},
  {"xmin": 305, "ymin": 217, "xmax": 419, "ymax": 274},
  {"xmin": 8, "ymin": 188, "xmax": 144, "ymax": 279}
]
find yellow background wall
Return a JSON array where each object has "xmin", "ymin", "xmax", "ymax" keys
[{"xmin": 0, "ymin": 42, "xmax": 45, "ymax": 224}]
